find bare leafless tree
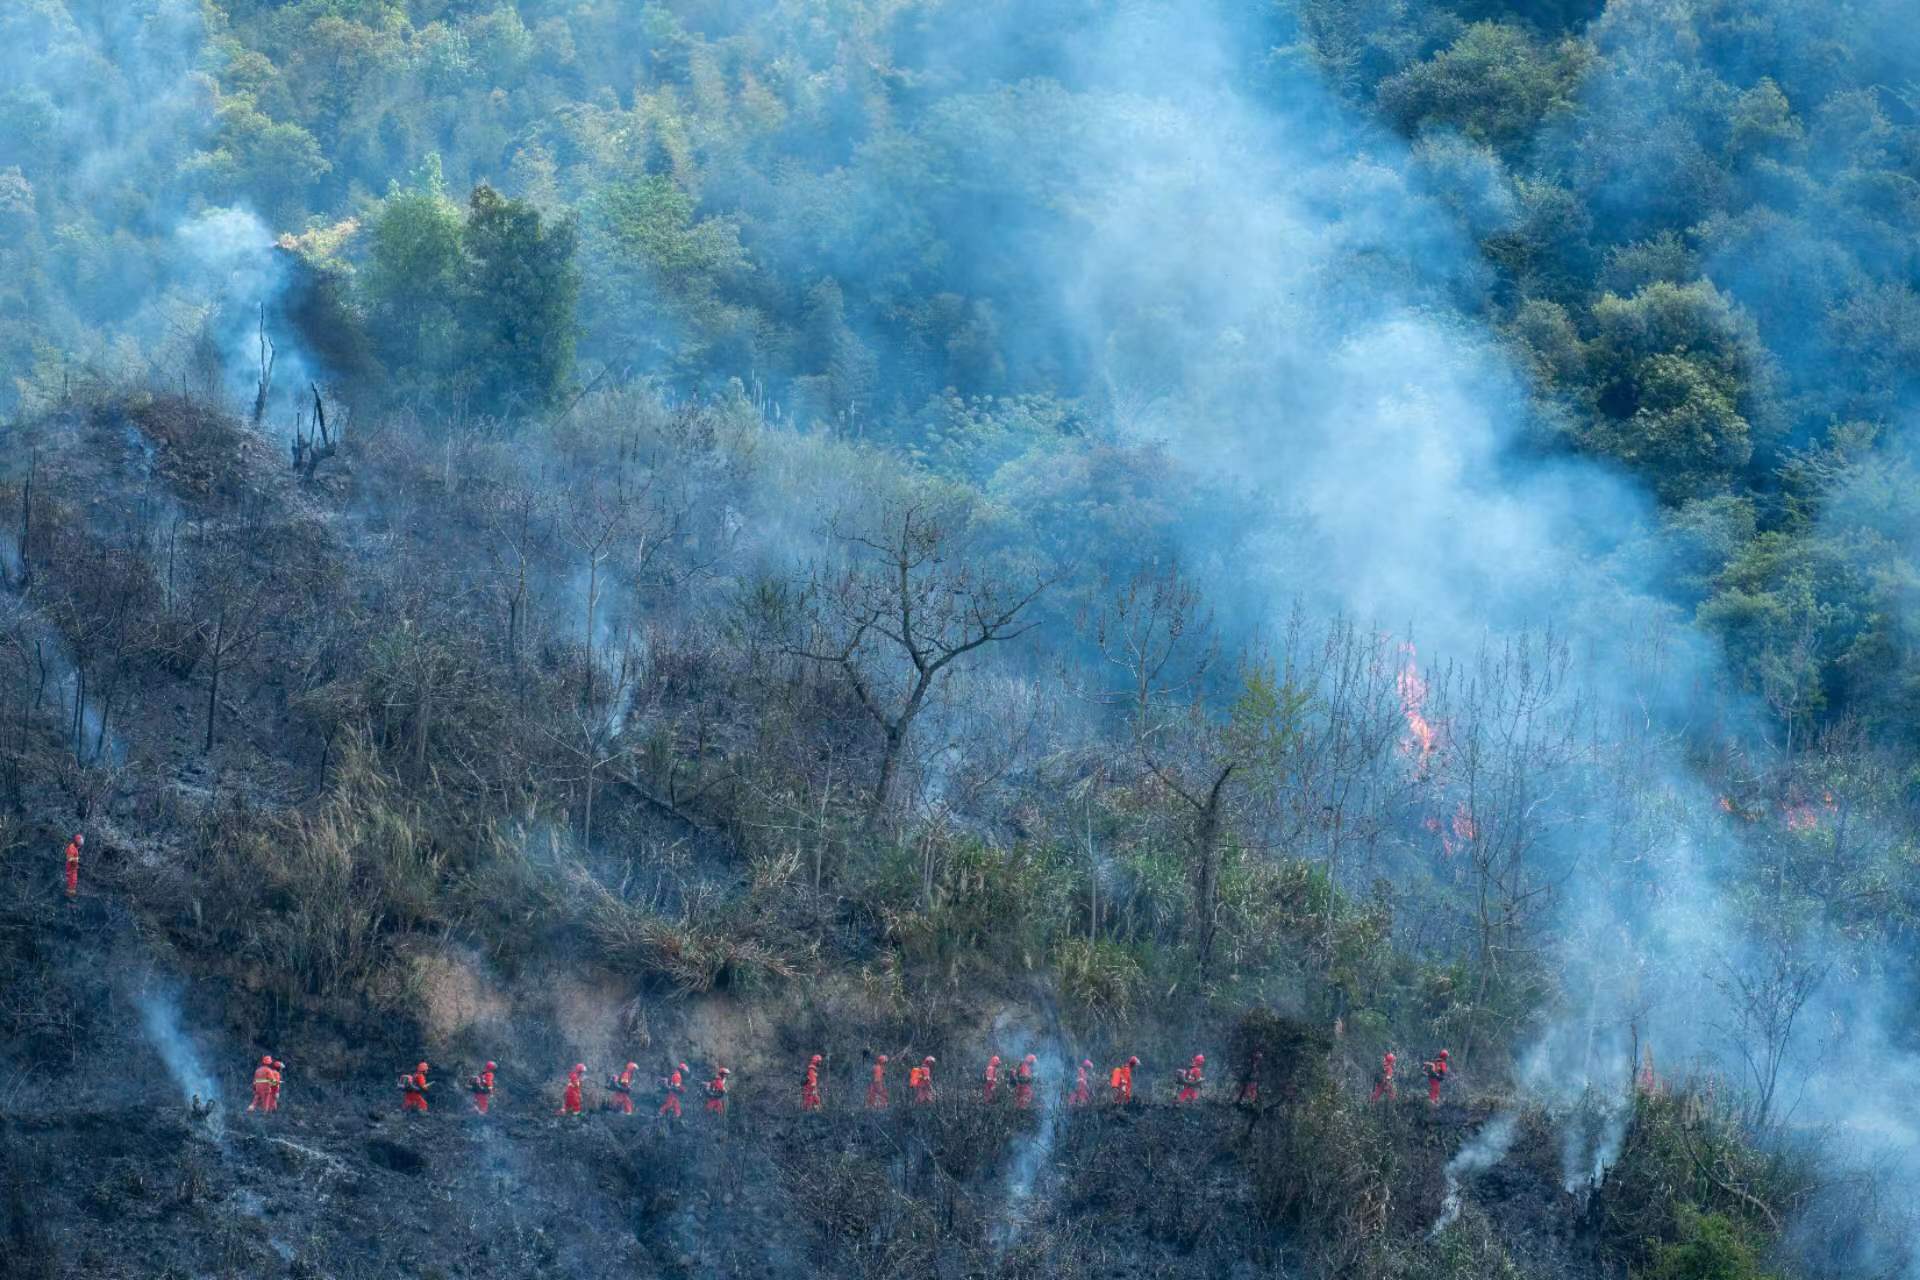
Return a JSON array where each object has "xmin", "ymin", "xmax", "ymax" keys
[
  {"xmin": 184, "ymin": 527, "xmax": 269, "ymax": 753},
  {"xmin": 787, "ymin": 499, "xmax": 1052, "ymax": 827},
  {"xmin": 251, "ymin": 302, "xmax": 275, "ymax": 427},
  {"xmin": 1712, "ymin": 935, "xmax": 1829, "ymax": 1132}
]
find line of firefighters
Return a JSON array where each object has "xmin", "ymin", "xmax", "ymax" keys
[{"xmin": 246, "ymin": 1048, "xmax": 1450, "ymax": 1117}]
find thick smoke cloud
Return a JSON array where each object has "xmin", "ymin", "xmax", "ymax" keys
[{"xmin": 987, "ymin": 0, "xmax": 1916, "ymax": 1253}]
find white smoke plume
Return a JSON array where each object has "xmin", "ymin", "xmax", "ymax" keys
[
  {"xmin": 988, "ymin": 1043, "xmax": 1068, "ymax": 1256},
  {"xmin": 1429, "ymin": 1112, "xmax": 1518, "ymax": 1240},
  {"xmin": 135, "ymin": 984, "xmax": 218, "ymax": 1107}
]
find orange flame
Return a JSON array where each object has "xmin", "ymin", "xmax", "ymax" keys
[
  {"xmin": 1783, "ymin": 791, "xmax": 1837, "ymax": 833},
  {"xmin": 1440, "ymin": 802, "xmax": 1476, "ymax": 859},
  {"xmin": 1396, "ymin": 644, "xmax": 1435, "ymax": 772}
]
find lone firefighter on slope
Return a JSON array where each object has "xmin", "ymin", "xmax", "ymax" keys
[
  {"xmin": 801, "ymin": 1054, "xmax": 823, "ymax": 1111},
  {"xmin": 64, "ymin": 832, "xmax": 82, "ymax": 901},
  {"xmin": 249, "ymin": 1056, "xmax": 276, "ymax": 1112}
]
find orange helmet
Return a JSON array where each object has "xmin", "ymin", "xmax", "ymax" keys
[
  {"xmin": 810, "ymin": 1054, "xmax": 822, "ymax": 1064},
  {"xmin": 486, "ymin": 1061, "xmax": 496, "ymax": 1071},
  {"xmin": 989, "ymin": 1055, "xmax": 1000, "ymax": 1064},
  {"xmin": 574, "ymin": 1063, "xmax": 586, "ymax": 1073},
  {"xmin": 1024, "ymin": 1054, "xmax": 1036, "ymax": 1063},
  {"xmin": 273, "ymin": 1060, "xmax": 284, "ymax": 1070},
  {"xmin": 1193, "ymin": 1054, "xmax": 1205, "ymax": 1065},
  {"xmin": 1438, "ymin": 1049, "xmax": 1449, "ymax": 1060},
  {"xmin": 677, "ymin": 1063, "xmax": 688, "ymax": 1073},
  {"xmin": 416, "ymin": 1062, "xmax": 429, "ymax": 1073},
  {"xmin": 261, "ymin": 1055, "xmax": 273, "ymax": 1066},
  {"xmin": 1127, "ymin": 1056, "xmax": 1139, "ymax": 1067},
  {"xmin": 626, "ymin": 1062, "xmax": 638, "ymax": 1072},
  {"xmin": 719, "ymin": 1067, "xmax": 731, "ymax": 1076},
  {"xmin": 74, "ymin": 833, "xmax": 84, "ymax": 846},
  {"xmin": 1385, "ymin": 1051, "xmax": 1396, "ymax": 1063},
  {"xmin": 924, "ymin": 1056, "xmax": 935, "ymax": 1064},
  {"xmin": 877, "ymin": 1054, "xmax": 888, "ymax": 1064}
]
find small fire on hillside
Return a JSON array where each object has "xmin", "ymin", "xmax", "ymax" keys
[{"xmin": 1397, "ymin": 643, "xmax": 1436, "ymax": 773}]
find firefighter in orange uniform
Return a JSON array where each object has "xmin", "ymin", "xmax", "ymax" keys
[
  {"xmin": 1370, "ymin": 1051, "xmax": 1397, "ymax": 1103},
  {"xmin": 268, "ymin": 1059, "xmax": 285, "ymax": 1112},
  {"xmin": 1069, "ymin": 1059, "xmax": 1093, "ymax": 1107},
  {"xmin": 471, "ymin": 1061, "xmax": 496, "ymax": 1114},
  {"xmin": 249, "ymin": 1056, "xmax": 275, "ymax": 1112},
  {"xmin": 64, "ymin": 833, "xmax": 82, "ymax": 900},
  {"xmin": 1175, "ymin": 1054, "xmax": 1205, "ymax": 1103},
  {"xmin": 558, "ymin": 1063, "xmax": 585, "ymax": 1116},
  {"xmin": 1110, "ymin": 1056, "xmax": 1137, "ymax": 1104},
  {"xmin": 1014, "ymin": 1054, "xmax": 1036, "ymax": 1109},
  {"xmin": 801, "ymin": 1054, "xmax": 823, "ymax": 1111},
  {"xmin": 610, "ymin": 1061, "xmax": 639, "ymax": 1115},
  {"xmin": 983, "ymin": 1054, "xmax": 1001, "ymax": 1103},
  {"xmin": 867, "ymin": 1054, "xmax": 889, "ymax": 1109},
  {"xmin": 910, "ymin": 1056, "xmax": 935, "ymax": 1104},
  {"xmin": 1425, "ymin": 1050, "xmax": 1449, "ymax": 1106},
  {"xmin": 705, "ymin": 1067, "xmax": 730, "ymax": 1115},
  {"xmin": 659, "ymin": 1062, "xmax": 687, "ymax": 1119},
  {"xmin": 402, "ymin": 1062, "xmax": 431, "ymax": 1113}
]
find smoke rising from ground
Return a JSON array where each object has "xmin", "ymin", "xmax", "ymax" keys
[
  {"xmin": 1430, "ymin": 1111, "xmax": 1518, "ymax": 1239},
  {"xmin": 135, "ymin": 984, "xmax": 218, "ymax": 1107}
]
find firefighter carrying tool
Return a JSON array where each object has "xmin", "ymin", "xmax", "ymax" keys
[
  {"xmin": 609, "ymin": 1061, "xmax": 638, "ymax": 1115},
  {"xmin": 659, "ymin": 1063, "xmax": 687, "ymax": 1119},
  {"xmin": 705, "ymin": 1067, "xmax": 730, "ymax": 1114},
  {"xmin": 910, "ymin": 1056, "xmax": 935, "ymax": 1104},
  {"xmin": 269, "ymin": 1060, "xmax": 285, "ymax": 1112},
  {"xmin": 1110, "ymin": 1056, "xmax": 1137, "ymax": 1104},
  {"xmin": 470, "ymin": 1062, "xmax": 496, "ymax": 1114},
  {"xmin": 401, "ymin": 1062, "xmax": 431, "ymax": 1113},
  {"xmin": 1014, "ymin": 1054, "xmax": 1036, "ymax": 1109},
  {"xmin": 1424, "ymin": 1050, "xmax": 1449, "ymax": 1106},
  {"xmin": 1175, "ymin": 1054, "xmax": 1205, "ymax": 1103}
]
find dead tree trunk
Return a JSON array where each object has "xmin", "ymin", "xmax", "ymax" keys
[{"xmin": 251, "ymin": 302, "xmax": 276, "ymax": 426}]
